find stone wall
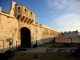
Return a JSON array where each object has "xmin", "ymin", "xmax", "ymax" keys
[
  {"xmin": 0, "ymin": 1, "xmax": 59, "ymax": 50},
  {"xmin": 0, "ymin": 12, "xmax": 20, "ymax": 51}
]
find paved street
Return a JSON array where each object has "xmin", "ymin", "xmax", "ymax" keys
[{"xmin": 26, "ymin": 47, "xmax": 48, "ymax": 53}]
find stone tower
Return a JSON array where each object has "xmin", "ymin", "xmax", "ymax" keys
[{"xmin": 9, "ymin": 1, "xmax": 35, "ymax": 24}]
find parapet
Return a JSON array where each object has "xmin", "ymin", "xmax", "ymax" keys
[{"xmin": 9, "ymin": 1, "xmax": 35, "ymax": 21}]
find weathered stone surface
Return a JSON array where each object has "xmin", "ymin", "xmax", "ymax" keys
[{"xmin": 0, "ymin": 1, "xmax": 59, "ymax": 51}]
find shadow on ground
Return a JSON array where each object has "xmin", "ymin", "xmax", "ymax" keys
[{"xmin": 0, "ymin": 52, "xmax": 15, "ymax": 60}]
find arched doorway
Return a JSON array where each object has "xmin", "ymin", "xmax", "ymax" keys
[{"xmin": 21, "ymin": 27, "xmax": 31, "ymax": 48}]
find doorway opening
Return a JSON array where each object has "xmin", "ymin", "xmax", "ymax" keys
[{"xmin": 21, "ymin": 27, "xmax": 31, "ymax": 48}]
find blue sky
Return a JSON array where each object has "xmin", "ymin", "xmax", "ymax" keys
[{"xmin": 0, "ymin": 0, "xmax": 80, "ymax": 32}]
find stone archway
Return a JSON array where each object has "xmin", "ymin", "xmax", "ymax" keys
[{"xmin": 21, "ymin": 27, "xmax": 31, "ymax": 48}]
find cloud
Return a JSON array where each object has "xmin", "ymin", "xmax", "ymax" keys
[
  {"xmin": 47, "ymin": 0, "xmax": 80, "ymax": 10},
  {"xmin": 46, "ymin": 0, "xmax": 80, "ymax": 32},
  {"xmin": 53, "ymin": 13, "xmax": 80, "ymax": 32}
]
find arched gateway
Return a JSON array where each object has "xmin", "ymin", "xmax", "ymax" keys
[{"xmin": 21, "ymin": 27, "xmax": 31, "ymax": 48}]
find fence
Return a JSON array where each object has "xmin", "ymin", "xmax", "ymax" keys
[{"xmin": 47, "ymin": 47, "xmax": 78, "ymax": 55}]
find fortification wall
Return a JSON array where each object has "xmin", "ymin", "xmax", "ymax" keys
[
  {"xmin": 0, "ymin": 12, "xmax": 20, "ymax": 50},
  {"xmin": 0, "ymin": 1, "xmax": 59, "ymax": 49}
]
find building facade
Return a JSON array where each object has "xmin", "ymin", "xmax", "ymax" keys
[{"xmin": 55, "ymin": 30, "xmax": 80, "ymax": 43}]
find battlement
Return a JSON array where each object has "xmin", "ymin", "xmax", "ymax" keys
[
  {"xmin": 14, "ymin": 3, "xmax": 35, "ymax": 20},
  {"xmin": 7, "ymin": 1, "xmax": 35, "ymax": 24}
]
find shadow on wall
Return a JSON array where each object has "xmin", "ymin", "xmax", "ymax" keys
[
  {"xmin": 32, "ymin": 37, "xmax": 54, "ymax": 48},
  {"xmin": 20, "ymin": 27, "xmax": 55, "ymax": 48}
]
